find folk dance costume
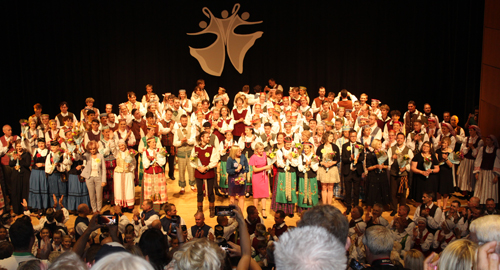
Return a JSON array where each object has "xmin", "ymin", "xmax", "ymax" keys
[
  {"xmin": 271, "ymin": 141, "xmax": 300, "ymax": 215},
  {"xmin": 173, "ymin": 125, "xmax": 196, "ymax": 189},
  {"xmin": 190, "ymin": 143, "xmax": 219, "ymax": 216},
  {"xmin": 23, "ymin": 128, "xmax": 45, "ymax": 155},
  {"xmin": 28, "ymin": 146, "xmax": 49, "ymax": 209},
  {"xmin": 159, "ymin": 119, "xmax": 177, "ymax": 180},
  {"xmin": 99, "ymin": 136, "xmax": 116, "ymax": 204},
  {"xmin": 432, "ymin": 220, "xmax": 457, "ymax": 254},
  {"xmin": 297, "ymin": 151, "xmax": 319, "ymax": 212},
  {"xmin": 473, "ymin": 139, "xmax": 500, "ymax": 204},
  {"xmin": 111, "ymin": 141, "xmax": 136, "ymax": 208},
  {"xmin": 238, "ymin": 133, "xmax": 259, "ymax": 196},
  {"xmin": 406, "ymin": 129, "xmax": 429, "ymax": 153},
  {"xmin": 142, "ymin": 146, "xmax": 168, "ymax": 211},
  {"xmin": 138, "ymin": 135, "xmax": 162, "ymax": 187},
  {"xmin": 9, "ymin": 150, "xmax": 31, "ymax": 215},
  {"xmin": 62, "ymin": 143, "xmax": 89, "ymax": 211},
  {"xmin": 218, "ymin": 139, "xmax": 236, "ymax": 195},
  {"xmin": 457, "ymin": 127, "xmax": 483, "ymax": 192},
  {"xmin": 45, "ymin": 146, "xmax": 68, "ymax": 208},
  {"xmin": 387, "ymin": 144, "xmax": 414, "ymax": 213},
  {"xmin": 412, "ymin": 227, "xmax": 434, "ymax": 257}
]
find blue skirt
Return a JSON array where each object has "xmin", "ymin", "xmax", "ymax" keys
[
  {"xmin": 67, "ymin": 174, "xmax": 90, "ymax": 211},
  {"xmin": 28, "ymin": 169, "xmax": 49, "ymax": 209},
  {"xmin": 47, "ymin": 172, "xmax": 67, "ymax": 208}
]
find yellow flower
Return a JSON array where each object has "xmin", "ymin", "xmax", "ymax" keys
[
  {"xmin": 205, "ymin": 152, "xmax": 210, "ymax": 158},
  {"xmin": 347, "ymin": 146, "xmax": 351, "ymax": 151},
  {"xmin": 321, "ymin": 149, "xmax": 326, "ymax": 154},
  {"xmin": 95, "ymin": 158, "xmax": 101, "ymax": 163}
]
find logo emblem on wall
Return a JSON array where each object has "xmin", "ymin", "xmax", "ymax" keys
[{"xmin": 187, "ymin": 4, "xmax": 263, "ymax": 76}]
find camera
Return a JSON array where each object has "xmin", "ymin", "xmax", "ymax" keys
[
  {"xmin": 215, "ymin": 205, "xmax": 235, "ymax": 217},
  {"xmin": 349, "ymin": 259, "xmax": 365, "ymax": 270},
  {"xmin": 98, "ymin": 214, "xmax": 118, "ymax": 225}
]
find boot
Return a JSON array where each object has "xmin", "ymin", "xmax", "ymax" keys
[
  {"xmin": 209, "ymin": 202, "xmax": 215, "ymax": 218},
  {"xmin": 196, "ymin": 202, "xmax": 203, "ymax": 215}
]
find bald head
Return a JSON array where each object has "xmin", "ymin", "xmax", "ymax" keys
[
  {"xmin": 470, "ymin": 197, "xmax": 480, "ymax": 208},
  {"xmin": 151, "ymin": 220, "xmax": 162, "ymax": 230},
  {"xmin": 2, "ymin": 125, "xmax": 12, "ymax": 136}
]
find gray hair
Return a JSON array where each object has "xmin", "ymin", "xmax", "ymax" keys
[
  {"xmin": 47, "ymin": 251, "xmax": 87, "ymax": 270},
  {"xmin": 363, "ymin": 226, "xmax": 393, "ymax": 255},
  {"xmin": 298, "ymin": 205, "xmax": 349, "ymax": 246},
  {"xmin": 438, "ymin": 239, "xmax": 478, "ymax": 270},
  {"xmin": 470, "ymin": 215, "xmax": 500, "ymax": 244},
  {"xmin": 403, "ymin": 249, "xmax": 424, "ymax": 270},
  {"xmin": 275, "ymin": 226, "xmax": 347, "ymax": 270},
  {"xmin": 91, "ymin": 252, "xmax": 154, "ymax": 270}
]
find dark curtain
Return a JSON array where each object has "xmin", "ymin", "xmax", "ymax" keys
[{"xmin": 2, "ymin": 0, "xmax": 483, "ymax": 132}]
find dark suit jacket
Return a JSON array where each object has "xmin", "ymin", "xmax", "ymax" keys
[{"xmin": 341, "ymin": 141, "xmax": 365, "ymax": 176}]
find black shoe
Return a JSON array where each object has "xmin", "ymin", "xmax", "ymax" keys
[
  {"xmin": 169, "ymin": 176, "xmax": 175, "ymax": 180},
  {"xmin": 390, "ymin": 210, "xmax": 397, "ymax": 216},
  {"xmin": 289, "ymin": 214, "xmax": 294, "ymax": 218}
]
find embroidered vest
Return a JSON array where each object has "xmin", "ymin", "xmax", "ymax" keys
[
  {"xmin": 194, "ymin": 146, "xmax": 215, "ymax": 179},
  {"xmin": 176, "ymin": 126, "xmax": 193, "ymax": 153},
  {"xmin": 144, "ymin": 149, "xmax": 163, "ymax": 174},
  {"xmin": 0, "ymin": 136, "xmax": 18, "ymax": 165},
  {"xmin": 464, "ymin": 136, "xmax": 480, "ymax": 159},
  {"xmin": 131, "ymin": 119, "xmax": 147, "ymax": 146},
  {"xmin": 232, "ymin": 109, "xmax": 248, "ymax": 136}
]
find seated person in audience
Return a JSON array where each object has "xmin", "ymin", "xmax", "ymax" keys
[
  {"xmin": 411, "ymin": 217, "xmax": 434, "ymax": 256},
  {"xmin": 32, "ymin": 227, "xmax": 52, "ymax": 258},
  {"xmin": 214, "ymin": 215, "xmax": 238, "ymax": 241},
  {"xmin": 348, "ymin": 222, "xmax": 367, "ymax": 264},
  {"xmin": 74, "ymin": 204, "xmax": 99, "ymax": 242},
  {"xmin": 133, "ymin": 199, "xmax": 160, "ymax": 234},
  {"xmin": 245, "ymin": 206, "xmax": 264, "ymax": 235},
  {"xmin": 445, "ymin": 200, "xmax": 467, "ymax": 237},
  {"xmin": 432, "ymin": 219, "xmax": 457, "ymax": 253},
  {"xmin": 469, "ymin": 214, "xmax": 500, "ymax": 244},
  {"xmin": 413, "ymin": 191, "xmax": 443, "ymax": 234},
  {"xmin": 51, "ymin": 231, "xmax": 63, "ymax": 252},
  {"xmin": 0, "ymin": 241, "xmax": 13, "ymax": 260},
  {"xmin": 348, "ymin": 206, "xmax": 366, "ymax": 236},
  {"xmin": 160, "ymin": 203, "xmax": 186, "ymax": 238},
  {"xmin": 269, "ymin": 210, "xmax": 288, "ymax": 241},
  {"xmin": 484, "ymin": 198, "xmax": 499, "ymax": 215},
  {"xmin": 391, "ymin": 217, "xmax": 411, "ymax": 258},
  {"xmin": 388, "ymin": 205, "xmax": 415, "ymax": 234},
  {"xmin": 365, "ymin": 203, "xmax": 388, "ymax": 228},
  {"xmin": 61, "ymin": 235, "xmax": 72, "ymax": 252},
  {"xmin": 187, "ymin": 212, "xmax": 213, "ymax": 240},
  {"xmin": 250, "ymin": 223, "xmax": 268, "ymax": 251}
]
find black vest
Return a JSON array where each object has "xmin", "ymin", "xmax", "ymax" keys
[
  {"xmin": 75, "ymin": 216, "xmax": 90, "ymax": 240},
  {"xmin": 418, "ymin": 204, "xmax": 439, "ymax": 234},
  {"xmin": 190, "ymin": 224, "xmax": 211, "ymax": 239}
]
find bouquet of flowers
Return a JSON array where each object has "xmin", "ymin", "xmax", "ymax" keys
[
  {"xmin": 374, "ymin": 149, "xmax": 388, "ymax": 172},
  {"xmin": 448, "ymin": 151, "xmax": 463, "ymax": 165},
  {"xmin": 158, "ymin": 147, "xmax": 167, "ymax": 157},
  {"xmin": 423, "ymin": 156, "xmax": 432, "ymax": 178},
  {"xmin": 295, "ymin": 142, "xmax": 303, "ymax": 152},
  {"xmin": 267, "ymin": 151, "xmax": 277, "ymax": 166},
  {"xmin": 124, "ymin": 149, "xmax": 139, "ymax": 164},
  {"xmin": 321, "ymin": 148, "xmax": 336, "ymax": 172},
  {"xmin": 396, "ymin": 154, "xmax": 411, "ymax": 175},
  {"xmin": 8, "ymin": 151, "xmax": 21, "ymax": 172},
  {"xmin": 190, "ymin": 152, "xmax": 203, "ymax": 167},
  {"xmin": 72, "ymin": 128, "xmax": 84, "ymax": 146},
  {"xmin": 235, "ymin": 173, "xmax": 246, "ymax": 185},
  {"xmin": 291, "ymin": 149, "xmax": 300, "ymax": 159},
  {"xmin": 19, "ymin": 119, "xmax": 29, "ymax": 138},
  {"xmin": 354, "ymin": 144, "xmax": 364, "ymax": 165},
  {"xmin": 311, "ymin": 154, "xmax": 320, "ymax": 163},
  {"xmin": 52, "ymin": 148, "xmax": 63, "ymax": 164}
]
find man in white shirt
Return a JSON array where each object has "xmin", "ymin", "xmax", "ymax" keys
[
  {"xmin": 413, "ymin": 191, "xmax": 444, "ymax": 234},
  {"xmin": 387, "ymin": 132, "xmax": 414, "ymax": 215}
]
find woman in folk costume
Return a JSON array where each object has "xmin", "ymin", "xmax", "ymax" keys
[
  {"xmin": 178, "ymin": 89, "xmax": 193, "ymax": 116},
  {"xmin": 190, "ymin": 131, "xmax": 220, "ymax": 217},
  {"xmin": 45, "ymin": 120, "xmax": 60, "ymax": 146},
  {"xmin": 28, "ymin": 138, "xmax": 49, "ymax": 210},
  {"xmin": 271, "ymin": 136, "xmax": 300, "ymax": 217},
  {"xmin": 220, "ymin": 106, "xmax": 234, "ymax": 133},
  {"xmin": 226, "ymin": 145, "xmax": 249, "ymax": 211},
  {"xmin": 61, "ymin": 130, "xmax": 89, "ymax": 213},
  {"xmin": 9, "ymin": 140, "xmax": 31, "ymax": 215},
  {"xmin": 193, "ymin": 110, "xmax": 208, "ymax": 139},
  {"xmin": 238, "ymin": 125, "xmax": 260, "ymax": 198},
  {"xmin": 98, "ymin": 127, "xmax": 116, "ymax": 205},
  {"xmin": 230, "ymin": 97, "xmax": 249, "ymax": 142},
  {"xmin": 45, "ymin": 140, "xmax": 67, "ymax": 209},
  {"xmin": 142, "ymin": 137, "xmax": 168, "ymax": 212},
  {"xmin": 138, "ymin": 126, "xmax": 162, "ymax": 187},
  {"xmin": 435, "ymin": 123, "xmax": 456, "ymax": 151},
  {"xmin": 218, "ymin": 130, "xmax": 236, "ymax": 197},
  {"xmin": 111, "ymin": 139, "xmax": 136, "ymax": 211},
  {"xmin": 297, "ymin": 142, "xmax": 319, "ymax": 212},
  {"xmin": 316, "ymin": 131, "xmax": 341, "ymax": 205},
  {"xmin": 114, "ymin": 119, "xmax": 136, "ymax": 148},
  {"xmin": 456, "ymin": 125, "xmax": 483, "ymax": 198},
  {"xmin": 473, "ymin": 135, "xmax": 500, "ymax": 204},
  {"xmin": 23, "ymin": 118, "xmax": 44, "ymax": 155}
]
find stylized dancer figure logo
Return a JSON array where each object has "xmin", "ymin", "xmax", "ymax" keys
[{"xmin": 188, "ymin": 4, "xmax": 263, "ymax": 76}]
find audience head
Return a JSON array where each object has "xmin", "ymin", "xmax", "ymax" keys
[
  {"xmin": 351, "ymin": 206, "xmax": 364, "ymax": 220},
  {"xmin": 172, "ymin": 238, "xmax": 225, "ymax": 270},
  {"xmin": 9, "ymin": 218, "xmax": 34, "ymax": 251},
  {"xmin": 0, "ymin": 241, "xmax": 13, "ymax": 259},
  {"xmin": 138, "ymin": 229, "xmax": 169, "ymax": 270},
  {"xmin": 246, "ymin": 206, "xmax": 260, "ymax": 223},
  {"xmin": 77, "ymin": 204, "xmax": 90, "ymax": 215},
  {"xmin": 298, "ymin": 205, "xmax": 349, "ymax": 249},
  {"xmin": 194, "ymin": 212, "xmax": 205, "ymax": 227},
  {"xmin": 47, "ymin": 251, "xmax": 87, "ymax": 270},
  {"xmin": 363, "ymin": 225, "xmax": 394, "ymax": 263},
  {"xmin": 403, "ymin": 249, "xmax": 424, "ymax": 270},
  {"xmin": 275, "ymin": 226, "xmax": 346, "ymax": 270},
  {"xmin": 92, "ymin": 252, "xmax": 154, "ymax": 270},
  {"xmin": 438, "ymin": 239, "xmax": 478, "ymax": 270},
  {"xmin": 470, "ymin": 215, "xmax": 500, "ymax": 244}
]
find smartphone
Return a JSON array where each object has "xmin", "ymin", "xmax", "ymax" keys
[
  {"xmin": 215, "ymin": 205, "xmax": 236, "ymax": 217},
  {"xmin": 181, "ymin": 225, "xmax": 187, "ymax": 232},
  {"xmin": 98, "ymin": 214, "xmax": 118, "ymax": 225},
  {"xmin": 171, "ymin": 215, "xmax": 180, "ymax": 234},
  {"xmin": 349, "ymin": 259, "xmax": 365, "ymax": 270}
]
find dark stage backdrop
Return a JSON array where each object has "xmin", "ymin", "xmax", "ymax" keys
[{"xmin": 3, "ymin": 1, "xmax": 484, "ymax": 133}]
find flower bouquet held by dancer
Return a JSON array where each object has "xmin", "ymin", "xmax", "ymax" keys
[
  {"xmin": 271, "ymin": 136, "xmax": 300, "ymax": 217},
  {"xmin": 316, "ymin": 131, "xmax": 340, "ymax": 205},
  {"xmin": 226, "ymin": 145, "xmax": 249, "ymax": 211},
  {"xmin": 112, "ymin": 140, "xmax": 137, "ymax": 211},
  {"xmin": 297, "ymin": 142, "xmax": 319, "ymax": 212},
  {"xmin": 142, "ymin": 137, "xmax": 168, "ymax": 212},
  {"xmin": 190, "ymin": 131, "xmax": 220, "ymax": 217},
  {"xmin": 8, "ymin": 140, "xmax": 31, "ymax": 215},
  {"xmin": 80, "ymin": 140, "xmax": 106, "ymax": 213},
  {"xmin": 28, "ymin": 138, "xmax": 49, "ymax": 210},
  {"xmin": 45, "ymin": 140, "xmax": 67, "ymax": 208}
]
